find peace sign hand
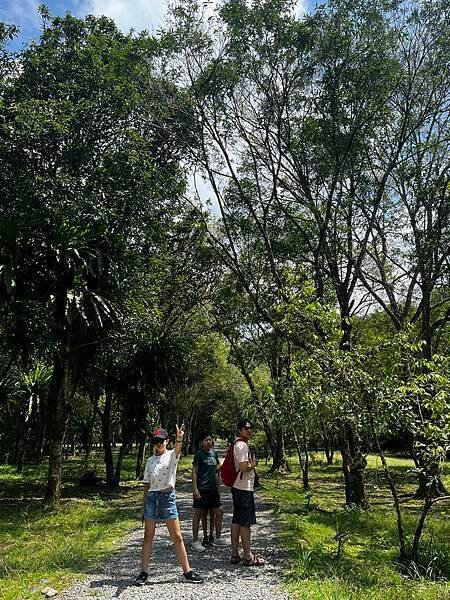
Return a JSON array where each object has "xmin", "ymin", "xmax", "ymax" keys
[{"xmin": 174, "ymin": 424, "xmax": 185, "ymax": 457}]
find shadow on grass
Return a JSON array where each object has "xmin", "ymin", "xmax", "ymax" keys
[
  {"xmin": 260, "ymin": 460, "xmax": 450, "ymax": 591},
  {"xmin": 275, "ymin": 501, "xmax": 450, "ymax": 589},
  {"xmin": 0, "ymin": 452, "xmax": 198, "ymax": 586},
  {"xmin": 0, "ymin": 460, "xmax": 144, "ymax": 585}
]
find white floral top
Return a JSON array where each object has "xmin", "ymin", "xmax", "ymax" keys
[{"xmin": 143, "ymin": 449, "xmax": 180, "ymax": 491}]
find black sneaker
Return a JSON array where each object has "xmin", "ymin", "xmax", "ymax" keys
[
  {"xmin": 183, "ymin": 570, "xmax": 204, "ymax": 584},
  {"xmin": 202, "ymin": 536, "xmax": 212, "ymax": 547},
  {"xmin": 134, "ymin": 571, "xmax": 148, "ymax": 586}
]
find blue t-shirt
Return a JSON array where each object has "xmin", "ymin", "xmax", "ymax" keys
[{"xmin": 193, "ymin": 449, "xmax": 219, "ymax": 491}]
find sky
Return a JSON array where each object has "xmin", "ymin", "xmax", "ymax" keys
[{"xmin": 1, "ymin": 0, "xmax": 312, "ymax": 50}]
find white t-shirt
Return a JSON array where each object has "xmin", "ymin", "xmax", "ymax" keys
[
  {"xmin": 143, "ymin": 449, "xmax": 180, "ymax": 491},
  {"xmin": 233, "ymin": 440, "xmax": 255, "ymax": 492}
]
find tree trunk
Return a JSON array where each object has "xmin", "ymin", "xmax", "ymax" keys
[
  {"xmin": 412, "ymin": 280, "xmax": 448, "ymax": 498},
  {"xmin": 412, "ymin": 446, "xmax": 448, "ymax": 499},
  {"xmin": 9, "ymin": 410, "xmax": 23, "ymax": 466},
  {"xmin": 82, "ymin": 425, "xmax": 93, "ymax": 470},
  {"xmin": 302, "ymin": 431, "xmax": 310, "ymax": 489},
  {"xmin": 43, "ymin": 357, "xmax": 71, "ymax": 506},
  {"xmin": 33, "ymin": 396, "xmax": 47, "ymax": 464},
  {"xmin": 414, "ymin": 468, "xmax": 448, "ymax": 498},
  {"xmin": 293, "ymin": 428, "xmax": 310, "ymax": 490},
  {"xmin": 135, "ymin": 429, "xmax": 147, "ymax": 480},
  {"xmin": 410, "ymin": 465, "xmax": 446, "ymax": 562},
  {"xmin": 420, "ymin": 279, "xmax": 433, "ymax": 362},
  {"xmin": 45, "ymin": 426, "xmax": 67, "ymax": 505},
  {"xmin": 101, "ymin": 387, "xmax": 116, "ymax": 487},
  {"xmin": 16, "ymin": 403, "xmax": 30, "ymax": 474},
  {"xmin": 231, "ymin": 348, "xmax": 283, "ymax": 469},
  {"xmin": 25, "ymin": 393, "xmax": 45, "ymax": 464},
  {"xmin": 17, "ymin": 392, "xmax": 42, "ymax": 472},
  {"xmin": 187, "ymin": 410, "xmax": 196, "ymax": 455},
  {"xmin": 70, "ymin": 435, "xmax": 76, "ymax": 456},
  {"xmin": 412, "ymin": 495, "xmax": 433, "ymax": 563},
  {"xmin": 322, "ymin": 427, "xmax": 335, "ymax": 465},
  {"xmin": 259, "ymin": 417, "xmax": 276, "ymax": 465},
  {"xmin": 114, "ymin": 441, "xmax": 127, "ymax": 485},
  {"xmin": 324, "ymin": 439, "xmax": 334, "ymax": 465},
  {"xmin": 270, "ymin": 426, "xmax": 290, "ymax": 472},
  {"xmin": 339, "ymin": 422, "xmax": 368, "ymax": 507},
  {"xmin": 337, "ymin": 304, "xmax": 368, "ymax": 507},
  {"xmin": 370, "ymin": 412, "xmax": 408, "ymax": 559},
  {"xmin": 113, "ymin": 410, "xmax": 132, "ymax": 481}
]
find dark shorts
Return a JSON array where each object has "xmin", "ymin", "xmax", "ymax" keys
[
  {"xmin": 144, "ymin": 489, "xmax": 178, "ymax": 521},
  {"xmin": 193, "ymin": 489, "xmax": 222, "ymax": 510},
  {"xmin": 231, "ymin": 487, "xmax": 256, "ymax": 526}
]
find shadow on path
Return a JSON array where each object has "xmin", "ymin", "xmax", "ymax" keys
[{"xmin": 61, "ymin": 464, "xmax": 290, "ymax": 600}]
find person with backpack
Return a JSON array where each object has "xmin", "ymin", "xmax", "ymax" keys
[
  {"xmin": 134, "ymin": 425, "xmax": 204, "ymax": 586},
  {"xmin": 222, "ymin": 419, "xmax": 265, "ymax": 567},
  {"xmin": 190, "ymin": 432, "xmax": 227, "ymax": 551}
]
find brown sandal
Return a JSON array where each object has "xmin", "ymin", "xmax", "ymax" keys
[
  {"xmin": 230, "ymin": 555, "xmax": 242, "ymax": 565},
  {"xmin": 242, "ymin": 554, "xmax": 265, "ymax": 567}
]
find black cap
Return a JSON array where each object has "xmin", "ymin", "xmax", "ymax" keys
[{"xmin": 151, "ymin": 428, "xmax": 169, "ymax": 444}]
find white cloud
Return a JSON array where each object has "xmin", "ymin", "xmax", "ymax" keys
[
  {"xmin": 0, "ymin": 0, "xmax": 41, "ymax": 32},
  {"xmin": 82, "ymin": 0, "xmax": 309, "ymax": 34},
  {"xmin": 296, "ymin": 0, "xmax": 308, "ymax": 18},
  {"xmin": 83, "ymin": 0, "xmax": 168, "ymax": 34}
]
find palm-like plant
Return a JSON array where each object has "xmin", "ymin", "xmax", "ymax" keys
[{"xmin": 15, "ymin": 363, "xmax": 52, "ymax": 472}]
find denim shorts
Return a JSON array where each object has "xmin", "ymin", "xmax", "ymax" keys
[{"xmin": 144, "ymin": 489, "xmax": 178, "ymax": 521}]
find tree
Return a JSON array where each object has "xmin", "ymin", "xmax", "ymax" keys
[
  {"xmin": 167, "ymin": 0, "xmax": 450, "ymax": 506},
  {"xmin": 0, "ymin": 10, "xmax": 188, "ymax": 504},
  {"xmin": 358, "ymin": 332, "xmax": 450, "ymax": 568},
  {"xmin": 357, "ymin": 1, "xmax": 450, "ymax": 362},
  {"xmin": 356, "ymin": 2, "xmax": 450, "ymax": 496}
]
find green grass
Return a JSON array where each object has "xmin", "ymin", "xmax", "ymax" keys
[
  {"xmin": 0, "ymin": 451, "xmax": 193, "ymax": 600},
  {"xmin": 260, "ymin": 453, "xmax": 450, "ymax": 600},
  {"xmin": 2, "ymin": 449, "xmax": 449, "ymax": 600}
]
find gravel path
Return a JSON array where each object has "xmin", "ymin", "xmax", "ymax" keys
[{"xmin": 60, "ymin": 470, "xmax": 290, "ymax": 600}]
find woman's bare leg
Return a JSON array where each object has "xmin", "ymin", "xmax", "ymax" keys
[
  {"xmin": 165, "ymin": 518, "xmax": 191, "ymax": 573},
  {"xmin": 141, "ymin": 519, "xmax": 157, "ymax": 572}
]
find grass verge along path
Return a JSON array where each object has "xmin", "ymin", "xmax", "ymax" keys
[
  {"xmin": 260, "ymin": 454, "xmax": 450, "ymax": 600},
  {"xmin": 0, "ymin": 453, "xmax": 192, "ymax": 600}
]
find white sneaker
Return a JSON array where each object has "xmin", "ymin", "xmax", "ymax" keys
[
  {"xmin": 214, "ymin": 537, "xmax": 229, "ymax": 546},
  {"xmin": 191, "ymin": 540, "xmax": 206, "ymax": 552}
]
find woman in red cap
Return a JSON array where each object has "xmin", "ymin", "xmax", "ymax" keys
[{"xmin": 135, "ymin": 424, "xmax": 203, "ymax": 585}]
